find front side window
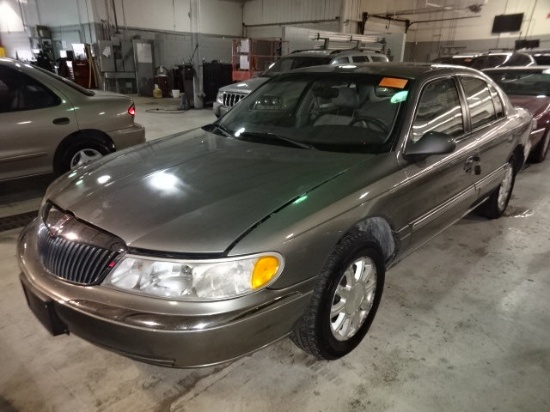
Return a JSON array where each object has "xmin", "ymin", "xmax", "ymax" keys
[
  {"xmin": 332, "ymin": 57, "xmax": 349, "ymax": 64},
  {"xmin": 213, "ymin": 73, "xmax": 410, "ymax": 154},
  {"xmin": 460, "ymin": 77, "xmax": 496, "ymax": 130},
  {"xmin": 411, "ymin": 78, "xmax": 464, "ymax": 142},
  {"xmin": 0, "ymin": 66, "xmax": 60, "ymax": 113}
]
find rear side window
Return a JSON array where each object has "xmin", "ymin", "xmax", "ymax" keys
[
  {"xmin": 352, "ymin": 56, "xmax": 369, "ymax": 63},
  {"xmin": 371, "ymin": 55, "xmax": 389, "ymax": 62},
  {"xmin": 0, "ymin": 66, "xmax": 60, "ymax": 113},
  {"xmin": 411, "ymin": 78, "xmax": 464, "ymax": 142},
  {"xmin": 488, "ymin": 84, "xmax": 504, "ymax": 118},
  {"xmin": 533, "ymin": 54, "xmax": 550, "ymax": 65},
  {"xmin": 504, "ymin": 53, "xmax": 533, "ymax": 66},
  {"xmin": 460, "ymin": 77, "xmax": 496, "ymax": 130}
]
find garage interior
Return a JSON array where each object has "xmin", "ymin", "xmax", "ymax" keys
[{"xmin": 1, "ymin": 0, "xmax": 550, "ymax": 411}]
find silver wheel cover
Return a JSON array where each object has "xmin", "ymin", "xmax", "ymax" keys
[
  {"xmin": 541, "ymin": 131, "xmax": 550, "ymax": 158},
  {"xmin": 497, "ymin": 165, "xmax": 513, "ymax": 211},
  {"xmin": 70, "ymin": 148, "xmax": 103, "ymax": 169},
  {"xmin": 330, "ymin": 256, "xmax": 377, "ymax": 341}
]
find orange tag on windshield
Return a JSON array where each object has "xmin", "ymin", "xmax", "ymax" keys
[{"xmin": 379, "ymin": 77, "xmax": 408, "ymax": 89}]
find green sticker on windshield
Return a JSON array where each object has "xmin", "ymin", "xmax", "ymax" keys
[{"xmin": 391, "ymin": 90, "xmax": 408, "ymax": 104}]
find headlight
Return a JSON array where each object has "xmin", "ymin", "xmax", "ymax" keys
[
  {"xmin": 103, "ymin": 253, "xmax": 284, "ymax": 300},
  {"xmin": 216, "ymin": 91, "xmax": 224, "ymax": 104}
]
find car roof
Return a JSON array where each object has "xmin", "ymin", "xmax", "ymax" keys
[
  {"xmin": 286, "ymin": 62, "xmax": 481, "ymax": 80},
  {"xmin": 483, "ymin": 66, "xmax": 550, "ymax": 73},
  {"xmin": 288, "ymin": 49, "xmax": 384, "ymax": 58}
]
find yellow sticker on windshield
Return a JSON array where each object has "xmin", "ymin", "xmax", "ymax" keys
[{"xmin": 379, "ymin": 77, "xmax": 408, "ymax": 89}]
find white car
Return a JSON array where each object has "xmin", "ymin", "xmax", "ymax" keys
[{"xmin": 213, "ymin": 49, "xmax": 389, "ymax": 117}]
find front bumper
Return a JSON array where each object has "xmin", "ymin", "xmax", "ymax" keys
[
  {"xmin": 212, "ymin": 102, "xmax": 231, "ymax": 118},
  {"xmin": 18, "ymin": 219, "xmax": 313, "ymax": 367}
]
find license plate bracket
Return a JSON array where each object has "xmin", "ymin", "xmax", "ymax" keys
[{"xmin": 20, "ymin": 276, "xmax": 68, "ymax": 336}]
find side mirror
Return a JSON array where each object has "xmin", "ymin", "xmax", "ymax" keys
[{"xmin": 404, "ymin": 131, "xmax": 456, "ymax": 160}]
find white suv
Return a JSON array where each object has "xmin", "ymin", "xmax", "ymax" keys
[{"xmin": 213, "ymin": 49, "xmax": 389, "ymax": 117}]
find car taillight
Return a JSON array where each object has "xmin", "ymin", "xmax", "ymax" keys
[{"xmin": 128, "ymin": 103, "xmax": 136, "ymax": 116}]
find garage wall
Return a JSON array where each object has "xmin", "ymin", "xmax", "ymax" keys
[{"xmin": 362, "ymin": 0, "xmax": 550, "ymax": 61}]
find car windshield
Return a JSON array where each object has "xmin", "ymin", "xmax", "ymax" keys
[
  {"xmin": 263, "ymin": 56, "xmax": 333, "ymax": 77},
  {"xmin": 213, "ymin": 72, "xmax": 410, "ymax": 154},
  {"xmin": 487, "ymin": 70, "xmax": 550, "ymax": 96}
]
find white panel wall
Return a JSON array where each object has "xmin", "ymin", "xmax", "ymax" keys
[
  {"xmin": 93, "ymin": 0, "xmax": 242, "ymax": 36},
  {"xmin": 243, "ymin": 0, "xmax": 341, "ymax": 26},
  {"xmin": 37, "ymin": 0, "xmax": 92, "ymax": 26}
]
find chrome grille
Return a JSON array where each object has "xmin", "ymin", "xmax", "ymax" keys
[
  {"xmin": 38, "ymin": 228, "xmax": 120, "ymax": 285},
  {"xmin": 37, "ymin": 204, "xmax": 126, "ymax": 285},
  {"xmin": 222, "ymin": 92, "xmax": 247, "ymax": 107}
]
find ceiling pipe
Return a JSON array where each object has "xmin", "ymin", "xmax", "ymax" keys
[
  {"xmin": 242, "ymin": 18, "xmax": 340, "ymax": 29},
  {"xmin": 405, "ymin": 15, "xmax": 480, "ymax": 33}
]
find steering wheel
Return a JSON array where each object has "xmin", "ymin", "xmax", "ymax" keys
[{"xmin": 349, "ymin": 116, "xmax": 388, "ymax": 133}]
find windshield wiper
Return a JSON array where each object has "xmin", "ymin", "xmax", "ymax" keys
[
  {"xmin": 239, "ymin": 131, "xmax": 315, "ymax": 150},
  {"xmin": 203, "ymin": 123, "xmax": 233, "ymax": 138}
]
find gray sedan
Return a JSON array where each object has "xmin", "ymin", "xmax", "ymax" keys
[
  {"xmin": 0, "ymin": 58, "xmax": 145, "ymax": 181},
  {"xmin": 18, "ymin": 63, "xmax": 532, "ymax": 367}
]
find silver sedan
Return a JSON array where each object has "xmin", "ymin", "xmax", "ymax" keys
[
  {"xmin": 0, "ymin": 58, "xmax": 145, "ymax": 181},
  {"xmin": 18, "ymin": 63, "xmax": 532, "ymax": 367}
]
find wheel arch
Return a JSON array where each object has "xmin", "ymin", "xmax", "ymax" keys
[
  {"xmin": 53, "ymin": 129, "xmax": 115, "ymax": 174},
  {"xmin": 346, "ymin": 216, "xmax": 398, "ymax": 265},
  {"xmin": 512, "ymin": 144, "xmax": 525, "ymax": 175}
]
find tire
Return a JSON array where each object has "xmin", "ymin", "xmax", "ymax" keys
[
  {"xmin": 56, "ymin": 139, "xmax": 112, "ymax": 174},
  {"xmin": 529, "ymin": 129, "xmax": 550, "ymax": 164},
  {"xmin": 477, "ymin": 155, "xmax": 516, "ymax": 219},
  {"xmin": 290, "ymin": 233, "xmax": 385, "ymax": 360}
]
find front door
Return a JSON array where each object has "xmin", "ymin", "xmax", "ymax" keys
[{"xmin": 397, "ymin": 77, "xmax": 478, "ymax": 251}]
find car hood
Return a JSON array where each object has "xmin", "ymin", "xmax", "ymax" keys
[
  {"xmin": 219, "ymin": 77, "xmax": 269, "ymax": 94},
  {"xmin": 47, "ymin": 129, "xmax": 366, "ymax": 254},
  {"xmin": 509, "ymin": 95, "xmax": 550, "ymax": 118}
]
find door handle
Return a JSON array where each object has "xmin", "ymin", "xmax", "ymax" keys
[
  {"xmin": 52, "ymin": 117, "xmax": 70, "ymax": 125},
  {"xmin": 464, "ymin": 155, "xmax": 481, "ymax": 174},
  {"xmin": 464, "ymin": 157, "xmax": 474, "ymax": 173}
]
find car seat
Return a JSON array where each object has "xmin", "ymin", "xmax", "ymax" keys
[{"xmin": 313, "ymin": 87, "xmax": 359, "ymax": 126}]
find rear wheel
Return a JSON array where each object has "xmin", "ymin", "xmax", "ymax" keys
[
  {"xmin": 529, "ymin": 129, "xmax": 550, "ymax": 164},
  {"xmin": 478, "ymin": 156, "xmax": 516, "ymax": 219},
  {"xmin": 55, "ymin": 139, "xmax": 112, "ymax": 174},
  {"xmin": 290, "ymin": 233, "xmax": 385, "ymax": 360}
]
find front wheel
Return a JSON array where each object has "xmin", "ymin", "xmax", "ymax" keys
[
  {"xmin": 290, "ymin": 233, "xmax": 385, "ymax": 360},
  {"xmin": 478, "ymin": 156, "xmax": 516, "ymax": 219}
]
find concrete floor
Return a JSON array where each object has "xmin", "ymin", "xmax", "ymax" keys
[{"xmin": 1, "ymin": 99, "xmax": 549, "ymax": 412}]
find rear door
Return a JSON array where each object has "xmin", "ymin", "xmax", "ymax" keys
[
  {"xmin": 457, "ymin": 75, "xmax": 513, "ymax": 200},
  {"xmin": 0, "ymin": 65, "xmax": 78, "ymax": 180}
]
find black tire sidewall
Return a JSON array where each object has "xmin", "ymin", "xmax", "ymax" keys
[
  {"xmin": 533, "ymin": 130, "xmax": 550, "ymax": 163},
  {"xmin": 316, "ymin": 240, "xmax": 385, "ymax": 359},
  {"xmin": 495, "ymin": 158, "xmax": 516, "ymax": 215}
]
